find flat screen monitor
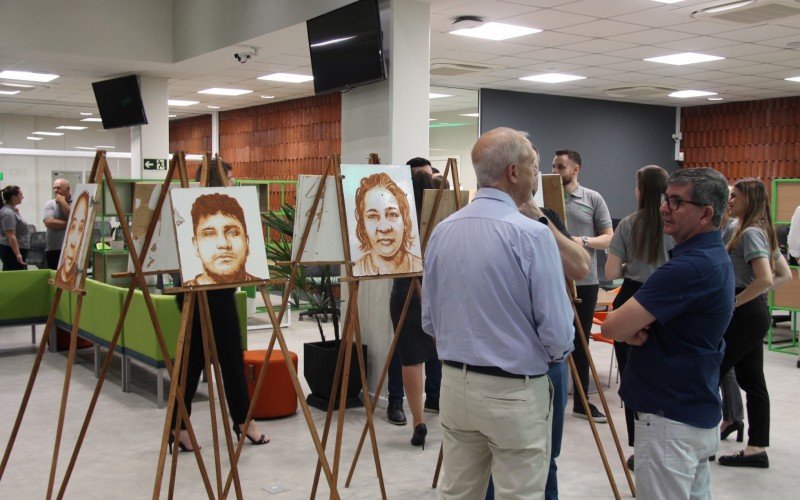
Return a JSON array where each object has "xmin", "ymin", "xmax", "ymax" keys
[
  {"xmin": 306, "ymin": 0, "xmax": 386, "ymax": 94},
  {"xmin": 92, "ymin": 75, "xmax": 148, "ymax": 129}
]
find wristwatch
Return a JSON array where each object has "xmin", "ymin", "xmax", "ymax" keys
[
  {"xmin": 581, "ymin": 236, "xmax": 589, "ymax": 247},
  {"xmin": 538, "ymin": 216, "xmax": 549, "ymax": 226}
]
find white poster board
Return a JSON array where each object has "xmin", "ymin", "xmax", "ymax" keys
[{"xmin": 291, "ymin": 175, "xmax": 344, "ymax": 263}]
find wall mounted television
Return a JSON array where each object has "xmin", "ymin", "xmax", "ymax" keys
[
  {"xmin": 91, "ymin": 75, "xmax": 148, "ymax": 129},
  {"xmin": 306, "ymin": 0, "xmax": 387, "ymax": 95}
]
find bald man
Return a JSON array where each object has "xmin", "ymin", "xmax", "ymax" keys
[{"xmin": 43, "ymin": 178, "xmax": 72, "ymax": 269}]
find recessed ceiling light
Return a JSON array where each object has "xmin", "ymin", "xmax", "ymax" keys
[
  {"xmin": 26, "ymin": 136, "xmax": 43, "ymax": 141},
  {"xmin": 95, "ymin": 145, "xmax": 115, "ymax": 149},
  {"xmin": 56, "ymin": 125, "xmax": 88, "ymax": 130},
  {"xmin": 257, "ymin": 73, "xmax": 313, "ymax": 83},
  {"xmin": 696, "ymin": 0, "xmax": 755, "ymax": 15},
  {"xmin": 651, "ymin": 0, "xmax": 684, "ymax": 4},
  {"xmin": 645, "ymin": 52, "xmax": 724, "ymax": 65},
  {"xmin": 429, "ymin": 118, "xmax": 438, "ymax": 121},
  {"xmin": 708, "ymin": 97, "xmax": 724, "ymax": 101},
  {"xmin": 669, "ymin": 90, "xmax": 717, "ymax": 98},
  {"xmin": 459, "ymin": 113, "xmax": 480, "ymax": 117},
  {"xmin": 80, "ymin": 117, "xmax": 102, "ymax": 122},
  {"xmin": 74, "ymin": 146, "xmax": 97, "ymax": 150},
  {"xmin": 0, "ymin": 70, "xmax": 59, "ymax": 82},
  {"xmin": 449, "ymin": 22, "xmax": 541, "ymax": 41},
  {"xmin": 0, "ymin": 90, "xmax": 20, "ymax": 95},
  {"xmin": 80, "ymin": 112, "xmax": 93, "ymax": 116},
  {"xmin": 32, "ymin": 131, "xmax": 64, "ymax": 136},
  {"xmin": 260, "ymin": 95, "xmax": 275, "ymax": 99},
  {"xmin": 785, "ymin": 76, "xmax": 800, "ymax": 82},
  {"xmin": 207, "ymin": 105, "xmax": 220, "ymax": 109},
  {"xmin": 168, "ymin": 99, "xmax": 198, "ymax": 106},
  {"xmin": 168, "ymin": 114, "xmax": 177, "ymax": 118},
  {"xmin": 429, "ymin": 93, "xmax": 452, "ymax": 99},
  {"xmin": 520, "ymin": 73, "xmax": 586, "ymax": 83},
  {"xmin": 198, "ymin": 87, "xmax": 252, "ymax": 96},
  {"xmin": 0, "ymin": 82, "xmax": 34, "ymax": 88}
]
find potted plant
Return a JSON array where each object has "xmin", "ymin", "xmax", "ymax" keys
[{"xmin": 262, "ymin": 205, "xmax": 365, "ymax": 410}]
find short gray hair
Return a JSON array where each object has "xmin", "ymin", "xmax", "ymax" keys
[
  {"xmin": 667, "ymin": 167, "xmax": 729, "ymax": 228},
  {"xmin": 472, "ymin": 127, "xmax": 538, "ymax": 188}
]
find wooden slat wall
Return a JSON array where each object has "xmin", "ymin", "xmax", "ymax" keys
[
  {"xmin": 167, "ymin": 92, "xmax": 342, "ymax": 211},
  {"xmin": 681, "ymin": 97, "xmax": 800, "ymax": 188}
]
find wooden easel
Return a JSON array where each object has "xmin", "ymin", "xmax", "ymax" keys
[
  {"xmin": 0, "ymin": 151, "xmax": 211, "ymax": 499},
  {"xmin": 344, "ymin": 158, "xmax": 462, "ymax": 486}
]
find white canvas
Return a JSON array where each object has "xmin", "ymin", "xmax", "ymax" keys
[
  {"xmin": 55, "ymin": 183, "xmax": 98, "ymax": 290},
  {"xmin": 341, "ymin": 164, "xmax": 422, "ymax": 277},
  {"xmin": 170, "ymin": 186, "xmax": 269, "ymax": 287},
  {"xmin": 291, "ymin": 175, "xmax": 344, "ymax": 263},
  {"xmin": 128, "ymin": 182, "xmax": 197, "ymax": 273}
]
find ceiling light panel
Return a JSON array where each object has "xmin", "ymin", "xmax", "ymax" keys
[
  {"xmin": 80, "ymin": 117, "xmax": 102, "ymax": 122},
  {"xmin": 449, "ymin": 22, "xmax": 542, "ymax": 41},
  {"xmin": 645, "ymin": 52, "xmax": 724, "ymax": 65},
  {"xmin": 0, "ymin": 90, "xmax": 20, "ymax": 95},
  {"xmin": 669, "ymin": 90, "xmax": 717, "ymax": 98},
  {"xmin": 0, "ymin": 70, "xmax": 59, "ymax": 82},
  {"xmin": 429, "ymin": 93, "xmax": 452, "ymax": 99},
  {"xmin": 32, "ymin": 131, "xmax": 64, "ymax": 136},
  {"xmin": 198, "ymin": 88, "xmax": 252, "ymax": 96},
  {"xmin": 257, "ymin": 73, "xmax": 313, "ymax": 83},
  {"xmin": 785, "ymin": 76, "xmax": 800, "ymax": 82},
  {"xmin": 56, "ymin": 126, "xmax": 88, "ymax": 130},
  {"xmin": 519, "ymin": 73, "xmax": 586, "ymax": 83},
  {"xmin": 168, "ymin": 99, "xmax": 199, "ymax": 106}
]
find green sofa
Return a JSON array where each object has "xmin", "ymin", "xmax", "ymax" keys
[{"xmin": 0, "ymin": 270, "xmax": 248, "ymax": 407}]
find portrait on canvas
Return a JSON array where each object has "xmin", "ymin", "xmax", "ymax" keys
[
  {"xmin": 291, "ymin": 175, "xmax": 344, "ymax": 263},
  {"xmin": 56, "ymin": 184, "xmax": 98, "ymax": 289},
  {"xmin": 170, "ymin": 186, "xmax": 269, "ymax": 287},
  {"xmin": 128, "ymin": 182, "xmax": 196, "ymax": 273},
  {"xmin": 341, "ymin": 164, "xmax": 422, "ymax": 277}
]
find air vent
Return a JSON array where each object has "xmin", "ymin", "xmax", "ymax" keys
[
  {"xmin": 430, "ymin": 63, "xmax": 490, "ymax": 77},
  {"xmin": 691, "ymin": 1, "xmax": 800, "ymax": 24},
  {"xmin": 603, "ymin": 86, "xmax": 675, "ymax": 98}
]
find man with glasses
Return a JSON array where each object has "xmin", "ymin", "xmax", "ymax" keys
[{"xmin": 602, "ymin": 168, "xmax": 734, "ymax": 499}]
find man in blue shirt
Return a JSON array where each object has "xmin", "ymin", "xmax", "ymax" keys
[
  {"xmin": 603, "ymin": 167, "xmax": 734, "ymax": 500},
  {"xmin": 422, "ymin": 127, "xmax": 575, "ymax": 498}
]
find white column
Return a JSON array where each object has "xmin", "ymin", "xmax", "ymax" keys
[
  {"xmin": 340, "ymin": 0, "xmax": 430, "ymax": 400},
  {"xmin": 130, "ymin": 76, "xmax": 169, "ymax": 180}
]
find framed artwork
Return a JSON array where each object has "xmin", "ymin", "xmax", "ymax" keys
[
  {"xmin": 128, "ymin": 182, "xmax": 197, "ymax": 273},
  {"xmin": 341, "ymin": 164, "xmax": 422, "ymax": 277},
  {"xmin": 170, "ymin": 186, "xmax": 269, "ymax": 287},
  {"xmin": 291, "ymin": 175, "xmax": 344, "ymax": 263},
  {"xmin": 55, "ymin": 184, "xmax": 99, "ymax": 289}
]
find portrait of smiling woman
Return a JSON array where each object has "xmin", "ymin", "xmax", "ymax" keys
[
  {"xmin": 350, "ymin": 171, "xmax": 422, "ymax": 277},
  {"xmin": 56, "ymin": 186, "xmax": 96, "ymax": 288}
]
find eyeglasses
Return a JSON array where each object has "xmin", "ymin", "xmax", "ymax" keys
[{"xmin": 661, "ymin": 194, "xmax": 706, "ymax": 211}]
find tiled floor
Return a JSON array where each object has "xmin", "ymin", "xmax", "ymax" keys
[{"xmin": 0, "ymin": 315, "xmax": 798, "ymax": 499}]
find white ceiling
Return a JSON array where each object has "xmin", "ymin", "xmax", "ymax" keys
[{"xmin": 1, "ymin": 0, "xmax": 799, "ymax": 122}]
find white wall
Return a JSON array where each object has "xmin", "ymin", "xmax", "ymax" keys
[{"xmin": 0, "ymin": 114, "xmax": 131, "ymax": 230}]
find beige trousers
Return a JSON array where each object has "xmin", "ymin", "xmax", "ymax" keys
[{"xmin": 439, "ymin": 364, "xmax": 553, "ymax": 500}]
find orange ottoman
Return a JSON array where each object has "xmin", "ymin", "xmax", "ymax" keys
[{"xmin": 243, "ymin": 349, "xmax": 299, "ymax": 419}]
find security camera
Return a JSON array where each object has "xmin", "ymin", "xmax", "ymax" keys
[{"xmin": 234, "ymin": 50, "xmax": 255, "ymax": 63}]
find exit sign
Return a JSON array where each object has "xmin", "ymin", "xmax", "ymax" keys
[{"xmin": 144, "ymin": 158, "xmax": 167, "ymax": 171}]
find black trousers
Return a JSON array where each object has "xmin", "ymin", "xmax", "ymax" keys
[
  {"xmin": 719, "ymin": 295, "xmax": 771, "ymax": 447},
  {"xmin": 572, "ymin": 284, "xmax": 599, "ymax": 410},
  {"xmin": 612, "ymin": 279, "xmax": 643, "ymax": 447},
  {"xmin": 171, "ymin": 290, "xmax": 251, "ymax": 429},
  {"xmin": 45, "ymin": 250, "xmax": 61, "ymax": 270},
  {"xmin": 0, "ymin": 244, "xmax": 27, "ymax": 271}
]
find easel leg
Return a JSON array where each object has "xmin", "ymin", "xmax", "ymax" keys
[
  {"xmin": 198, "ymin": 293, "xmax": 243, "ymax": 500},
  {"xmin": 0, "ymin": 288, "xmax": 63, "ymax": 481},
  {"xmin": 346, "ymin": 278, "xmax": 417, "ymax": 486},
  {"xmin": 196, "ymin": 293, "xmax": 223, "ymax": 497},
  {"xmin": 46, "ymin": 296, "xmax": 86, "ymax": 499},
  {"xmin": 432, "ymin": 443, "xmax": 443, "ymax": 488}
]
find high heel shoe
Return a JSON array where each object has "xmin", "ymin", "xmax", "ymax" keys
[
  {"xmin": 721, "ymin": 420, "xmax": 744, "ymax": 442},
  {"xmin": 411, "ymin": 423, "xmax": 427, "ymax": 450},
  {"xmin": 233, "ymin": 424, "xmax": 269, "ymax": 445},
  {"xmin": 168, "ymin": 433, "xmax": 192, "ymax": 454}
]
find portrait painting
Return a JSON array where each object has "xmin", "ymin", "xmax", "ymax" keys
[
  {"xmin": 170, "ymin": 186, "xmax": 269, "ymax": 287},
  {"xmin": 55, "ymin": 184, "xmax": 99, "ymax": 290},
  {"xmin": 291, "ymin": 175, "xmax": 344, "ymax": 263},
  {"xmin": 341, "ymin": 164, "xmax": 422, "ymax": 277},
  {"xmin": 128, "ymin": 182, "xmax": 197, "ymax": 273}
]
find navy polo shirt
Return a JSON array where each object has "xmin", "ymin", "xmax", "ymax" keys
[{"xmin": 619, "ymin": 230, "xmax": 734, "ymax": 429}]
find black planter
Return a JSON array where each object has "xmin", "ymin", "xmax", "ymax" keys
[{"xmin": 303, "ymin": 340, "xmax": 367, "ymax": 411}]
